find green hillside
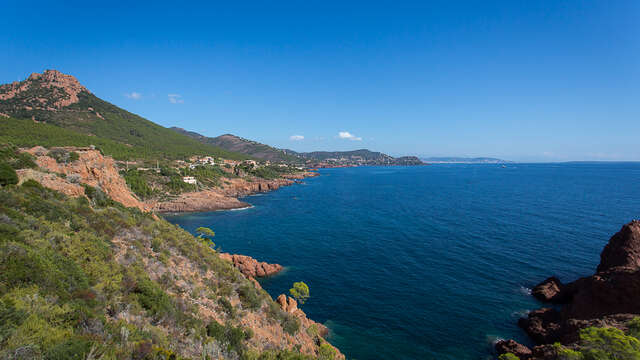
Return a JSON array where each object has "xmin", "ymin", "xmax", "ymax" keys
[
  {"xmin": 0, "ymin": 70, "xmax": 248, "ymax": 161},
  {"xmin": 171, "ymin": 129, "xmax": 301, "ymax": 163}
]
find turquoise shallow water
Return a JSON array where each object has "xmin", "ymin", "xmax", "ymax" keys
[{"xmin": 165, "ymin": 163, "xmax": 640, "ymax": 360}]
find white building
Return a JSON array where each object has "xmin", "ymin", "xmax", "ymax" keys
[{"xmin": 182, "ymin": 176, "xmax": 197, "ymax": 184}]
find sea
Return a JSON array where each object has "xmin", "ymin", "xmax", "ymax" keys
[{"xmin": 165, "ymin": 163, "xmax": 640, "ymax": 360}]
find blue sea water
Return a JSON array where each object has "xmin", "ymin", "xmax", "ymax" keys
[{"xmin": 165, "ymin": 164, "xmax": 640, "ymax": 360}]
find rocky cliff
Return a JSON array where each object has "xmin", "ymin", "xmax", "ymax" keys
[
  {"xmin": 496, "ymin": 220, "xmax": 640, "ymax": 359},
  {"xmin": 18, "ymin": 146, "xmax": 148, "ymax": 211}
]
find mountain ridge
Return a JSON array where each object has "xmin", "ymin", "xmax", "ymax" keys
[{"xmin": 171, "ymin": 128, "xmax": 424, "ymax": 166}]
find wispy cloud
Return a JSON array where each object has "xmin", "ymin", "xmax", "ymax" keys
[
  {"xmin": 168, "ymin": 94, "xmax": 184, "ymax": 104},
  {"xmin": 338, "ymin": 131, "xmax": 362, "ymax": 141},
  {"xmin": 289, "ymin": 135, "xmax": 304, "ymax": 141},
  {"xmin": 125, "ymin": 92, "xmax": 142, "ymax": 100}
]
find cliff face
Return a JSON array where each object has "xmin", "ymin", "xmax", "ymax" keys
[
  {"xmin": 19, "ymin": 146, "xmax": 148, "ymax": 211},
  {"xmin": 497, "ymin": 221, "xmax": 640, "ymax": 359}
]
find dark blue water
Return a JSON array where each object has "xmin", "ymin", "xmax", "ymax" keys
[{"xmin": 165, "ymin": 164, "xmax": 640, "ymax": 360}]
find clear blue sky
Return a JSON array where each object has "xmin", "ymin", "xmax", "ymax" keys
[{"xmin": 2, "ymin": 1, "xmax": 638, "ymax": 161}]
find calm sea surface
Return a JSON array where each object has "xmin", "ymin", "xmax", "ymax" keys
[{"xmin": 165, "ymin": 163, "xmax": 640, "ymax": 360}]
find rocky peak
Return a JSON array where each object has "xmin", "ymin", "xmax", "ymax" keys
[
  {"xmin": 597, "ymin": 220, "xmax": 640, "ymax": 273},
  {"xmin": 0, "ymin": 69, "xmax": 89, "ymax": 110},
  {"xmin": 28, "ymin": 69, "xmax": 89, "ymax": 94}
]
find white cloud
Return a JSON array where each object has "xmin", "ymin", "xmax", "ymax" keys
[
  {"xmin": 338, "ymin": 131, "xmax": 362, "ymax": 141},
  {"xmin": 168, "ymin": 94, "xmax": 184, "ymax": 104},
  {"xmin": 289, "ymin": 135, "xmax": 304, "ymax": 141},
  {"xmin": 125, "ymin": 92, "xmax": 142, "ymax": 100}
]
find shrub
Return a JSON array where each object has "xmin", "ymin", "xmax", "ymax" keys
[
  {"xmin": 206, "ymin": 321, "xmax": 252, "ymax": 355},
  {"xmin": 289, "ymin": 282, "xmax": 310, "ymax": 305},
  {"xmin": 0, "ymin": 162, "xmax": 18, "ymax": 186},
  {"xmin": 498, "ymin": 354, "xmax": 520, "ymax": 360},
  {"xmin": 317, "ymin": 343, "xmax": 336, "ymax": 360},
  {"xmin": 132, "ymin": 277, "xmax": 175, "ymax": 318},
  {"xmin": 282, "ymin": 314, "xmax": 300, "ymax": 336},
  {"xmin": 237, "ymin": 283, "xmax": 262, "ymax": 310}
]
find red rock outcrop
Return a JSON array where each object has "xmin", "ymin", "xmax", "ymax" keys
[
  {"xmin": 219, "ymin": 253, "xmax": 283, "ymax": 278},
  {"xmin": 16, "ymin": 168, "xmax": 86, "ymax": 197},
  {"xmin": 151, "ymin": 175, "xmax": 310, "ymax": 213},
  {"xmin": 499, "ymin": 220, "xmax": 640, "ymax": 359},
  {"xmin": 495, "ymin": 340, "xmax": 533, "ymax": 359},
  {"xmin": 22, "ymin": 146, "xmax": 148, "ymax": 211},
  {"xmin": 150, "ymin": 190, "xmax": 250, "ymax": 213},
  {"xmin": 0, "ymin": 70, "xmax": 88, "ymax": 109}
]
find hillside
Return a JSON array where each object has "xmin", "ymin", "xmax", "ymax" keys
[
  {"xmin": 0, "ymin": 145, "xmax": 341, "ymax": 360},
  {"xmin": 173, "ymin": 128, "xmax": 424, "ymax": 166},
  {"xmin": 172, "ymin": 128, "xmax": 300, "ymax": 163},
  {"xmin": 0, "ymin": 70, "xmax": 247, "ymax": 161}
]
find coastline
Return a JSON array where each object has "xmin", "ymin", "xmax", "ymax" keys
[{"xmin": 150, "ymin": 171, "xmax": 319, "ymax": 213}]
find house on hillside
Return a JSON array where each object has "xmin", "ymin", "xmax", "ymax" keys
[{"xmin": 182, "ymin": 176, "xmax": 197, "ymax": 184}]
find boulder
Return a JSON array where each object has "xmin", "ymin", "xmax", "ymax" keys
[
  {"xmin": 495, "ymin": 339, "xmax": 532, "ymax": 359},
  {"xmin": 531, "ymin": 277, "xmax": 565, "ymax": 303}
]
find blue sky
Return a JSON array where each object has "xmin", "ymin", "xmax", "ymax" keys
[{"xmin": 2, "ymin": 1, "xmax": 638, "ymax": 161}]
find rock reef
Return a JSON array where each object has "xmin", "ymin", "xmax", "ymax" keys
[
  {"xmin": 496, "ymin": 220, "xmax": 640, "ymax": 359},
  {"xmin": 219, "ymin": 253, "xmax": 283, "ymax": 278}
]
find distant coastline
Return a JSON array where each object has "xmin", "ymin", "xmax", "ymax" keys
[{"xmin": 421, "ymin": 157, "xmax": 509, "ymax": 164}]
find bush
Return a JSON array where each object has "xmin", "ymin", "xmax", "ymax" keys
[
  {"xmin": 281, "ymin": 314, "xmax": 300, "ymax": 336},
  {"xmin": 498, "ymin": 354, "xmax": 520, "ymax": 360},
  {"xmin": 317, "ymin": 343, "xmax": 336, "ymax": 360},
  {"xmin": 237, "ymin": 283, "xmax": 262, "ymax": 310},
  {"xmin": 0, "ymin": 162, "xmax": 18, "ymax": 186},
  {"xmin": 206, "ymin": 321, "xmax": 252, "ymax": 355}
]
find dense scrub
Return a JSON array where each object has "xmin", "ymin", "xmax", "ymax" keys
[
  {"xmin": 0, "ymin": 116, "xmax": 246, "ymax": 162},
  {"xmin": 0, "ymin": 181, "xmax": 325, "ymax": 359}
]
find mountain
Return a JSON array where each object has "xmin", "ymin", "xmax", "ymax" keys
[
  {"xmin": 421, "ymin": 157, "xmax": 508, "ymax": 164},
  {"xmin": 171, "ymin": 128, "xmax": 300, "ymax": 163},
  {"xmin": 173, "ymin": 129, "xmax": 424, "ymax": 166},
  {"xmin": 295, "ymin": 149, "xmax": 424, "ymax": 166},
  {"xmin": 0, "ymin": 70, "xmax": 247, "ymax": 161}
]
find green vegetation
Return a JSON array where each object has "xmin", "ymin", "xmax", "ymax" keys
[
  {"xmin": 0, "ymin": 144, "xmax": 36, "ymax": 169},
  {"xmin": 554, "ymin": 318, "xmax": 640, "ymax": 360},
  {"xmin": 173, "ymin": 130, "xmax": 301, "ymax": 163},
  {"xmin": 0, "ymin": 116, "xmax": 247, "ymax": 162},
  {"xmin": 247, "ymin": 165, "xmax": 297, "ymax": 180},
  {"xmin": 289, "ymin": 282, "xmax": 310, "ymax": 305},
  {"xmin": 0, "ymin": 178, "xmax": 326, "ymax": 359},
  {"xmin": 123, "ymin": 169, "xmax": 154, "ymax": 199},
  {"xmin": 498, "ymin": 353, "xmax": 520, "ymax": 360},
  {"xmin": 0, "ymin": 163, "xmax": 18, "ymax": 186}
]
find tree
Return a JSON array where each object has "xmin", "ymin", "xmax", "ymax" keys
[
  {"xmin": 196, "ymin": 227, "xmax": 216, "ymax": 248},
  {"xmin": 289, "ymin": 281, "xmax": 310, "ymax": 305},
  {"xmin": 0, "ymin": 162, "xmax": 18, "ymax": 186}
]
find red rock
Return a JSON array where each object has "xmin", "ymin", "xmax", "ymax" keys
[
  {"xmin": 598, "ymin": 220, "xmax": 640, "ymax": 273},
  {"xmin": 495, "ymin": 339, "xmax": 532, "ymax": 359},
  {"xmin": 219, "ymin": 253, "xmax": 283, "ymax": 278},
  {"xmin": 531, "ymin": 277, "xmax": 565, "ymax": 303}
]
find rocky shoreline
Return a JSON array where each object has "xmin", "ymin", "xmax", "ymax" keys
[
  {"xmin": 496, "ymin": 220, "xmax": 640, "ymax": 359},
  {"xmin": 151, "ymin": 172, "xmax": 318, "ymax": 213}
]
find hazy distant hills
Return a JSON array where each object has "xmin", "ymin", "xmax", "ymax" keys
[{"xmin": 422, "ymin": 157, "xmax": 508, "ymax": 164}]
